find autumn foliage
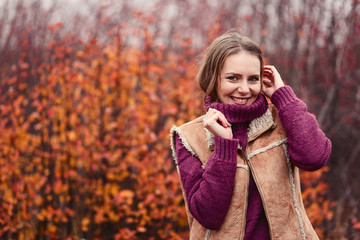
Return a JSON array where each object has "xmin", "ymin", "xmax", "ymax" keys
[{"xmin": 0, "ymin": 0, "xmax": 359, "ymax": 239}]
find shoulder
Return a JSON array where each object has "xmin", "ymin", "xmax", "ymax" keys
[
  {"xmin": 171, "ymin": 115, "xmax": 208, "ymax": 147},
  {"xmin": 170, "ymin": 115, "xmax": 213, "ymax": 161},
  {"xmin": 170, "ymin": 115, "xmax": 206, "ymax": 142},
  {"xmin": 268, "ymin": 103, "xmax": 281, "ymax": 124},
  {"xmin": 268, "ymin": 103, "xmax": 286, "ymax": 135},
  {"xmin": 178, "ymin": 115, "xmax": 206, "ymax": 132}
]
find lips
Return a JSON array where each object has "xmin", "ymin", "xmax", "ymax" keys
[{"xmin": 231, "ymin": 96, "xmax": 249, "ymax": 105}]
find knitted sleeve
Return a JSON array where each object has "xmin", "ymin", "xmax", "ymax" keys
[
  {"xmin": 270, "ymin": 86, "xmax": 332, "ymax": 171},
  {"xmin": 174, "ymin": 133, "xmax": 238, "ymax": 230}
]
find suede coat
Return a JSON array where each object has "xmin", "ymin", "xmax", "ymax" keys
[{"xmin": 170, "ymin": 104, "xmax": 319, "ymax": 240}]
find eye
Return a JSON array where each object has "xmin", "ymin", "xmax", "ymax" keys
[
  {"xmin": 248, "ymin": 76, "xmax": 259, "ymax": 82},
  {"xmin": 227, "ymin": 76, "xmax": 238, "ymax": 81}
]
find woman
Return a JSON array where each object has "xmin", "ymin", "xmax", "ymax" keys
[{"xmin": 170, "ymin": 30, "xmax": 331, "ymax": 240}]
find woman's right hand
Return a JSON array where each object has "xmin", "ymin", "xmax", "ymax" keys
[{"xmin": 204, "ymin": 108, "xmax": 233, "ymax": 139}]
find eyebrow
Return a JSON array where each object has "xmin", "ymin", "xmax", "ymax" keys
[
  {"xmin": 224, "ymin": 72, "xmax": 240, "ymax": 75},
  {"xmin": 224, "ymin": 72, "xmax": 260, "ymax": 77}
]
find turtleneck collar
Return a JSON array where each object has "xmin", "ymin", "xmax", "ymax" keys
[{"xmin": 204, "ymin": 94, "xmax": 268, "ymax": 123}]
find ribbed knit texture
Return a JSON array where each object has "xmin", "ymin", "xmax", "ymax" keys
[
  {"xmin": 205, "ymin": 94, "xmax": 268, "ymax": 124},
  {"xmin": 174, "ymin": 86, "xmax": 332, "ymax": 238},
  {"xmin": 213, "ymin": 136, "xmax": 239, "ymax": 161},
  {"xmin": 271, "ymin": 86, "xmax": 332, "ymax": 171},
  {"xmin": 175, "ymin": 134, "xmax": 239, "ymax": 229}
]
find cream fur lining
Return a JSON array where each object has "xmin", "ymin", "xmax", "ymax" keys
[
  {"xmin": 170, "ymin": 126, "xmax": 197, "ymax": 175},
  {"xmin": 170, "ymin": 126, "xmax": 197, "ymax": 158},
  {"xmin": 247, "ymin": 138, "xmax": 287, "ymax": 159},
  {"xmin": 205, "ymin": 229, "xmax": 211, "ymax": 240},
  {"xmin": 247, "ymin": 109, "xmax": 276, "ymax": 137},
  {"xmin": 170, "ymin": 109, "xmax": 277, "ymax": 170},
  {"xmin": 237, "ymin": 163, "xmax": 249, "ymax": 170},
  {"xmin": 282, "ymin": 144, "xmax": 307, "ymax": 240},
  {"xmin": 204, "ymin": 109, "xmax": 276, "ymax": 150}
]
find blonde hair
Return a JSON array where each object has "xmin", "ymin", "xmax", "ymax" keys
[{"xmin": 196, "ymin": 30, "xmax": 263, "ymax": 101}]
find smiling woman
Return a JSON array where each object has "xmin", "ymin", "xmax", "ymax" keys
[
  {"xmin": 170, "ymin": 29, "xmax": 332, "ymax": 240},
  {"xmin": 217, "ymin": 52, "xmax": 262, "ymax": 106}
]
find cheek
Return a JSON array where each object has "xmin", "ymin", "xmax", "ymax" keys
[
  {"xmin": 217, "ymin": 80, "xmax": 229, "ymax": 95},
  {"xmin": 251, "ymin": 82, "xmax": 262, "ymax": 95}
]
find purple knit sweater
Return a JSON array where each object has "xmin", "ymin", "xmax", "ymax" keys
[{"xmin": 174, "ymin": 86, "xmax": 332, "ymax": 239}]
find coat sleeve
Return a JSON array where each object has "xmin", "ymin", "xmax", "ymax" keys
[
  {"xmin": 174, "ymin": 133, "xmax": 238, "ymax": 229},
  {"xmin": 270, "ymin": 86, "xmax": 332, "ymax": 171}
]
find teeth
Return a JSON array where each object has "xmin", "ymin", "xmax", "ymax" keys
[{"xmin": 232, "ymin": 97, "xmax": 247, "ymax": 103}]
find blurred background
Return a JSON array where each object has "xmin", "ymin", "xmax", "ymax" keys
[{"xmin": 0, "ymin": 0, "xmax": 359, "ymax": 239}]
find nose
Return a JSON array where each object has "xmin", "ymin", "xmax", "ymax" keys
[{"xmin": 237, "ymin": 81, "xmax": 250, "ymax": 94}]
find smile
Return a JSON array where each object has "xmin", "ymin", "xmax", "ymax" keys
[{"xmin": 231, "ymin": 97, "xmax": 249, "ymax": 104}]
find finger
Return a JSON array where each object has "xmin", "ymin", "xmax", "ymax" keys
[
  {"xmin": 263, "ymin": 72, "xmax": 273, "ymax": 80},
  {"xmin": 264, "ymin": 66, "xmax": 278, "ymax": 76},
  {"xmin": 263, "ymin": 67, "xmax": 275, "ymax": 75},
  {"xmin": 215, "ymin": 112, "xmax": 231, "ymax": 128},
  {"xmin": 264, "ymin": 65, "xmax": 276, "ymax": 70},
  {"xmin": 206, "ymin": 108, "xmax": 217, "ymax": 118},
  {"xmin": 263, "ymin": 68, "xmax": 272, "ymax": 75},
  {"xmin": 207, "ymin": 108, "xmax": 232, "ymax": 128},
  {"xmin": 265, "ymin": 65, "xmax": 280, "ymax": 76},
  {"xmin": 263, "ymin": 78, "xmax": 273, "ymax": 86},
  {"xmin": 208, "ymin": 111, "xmax": 229, "ymax": 128},
  {"xmin": 263, "ymin": 65, "xmax": 273, "ymax": 71}
]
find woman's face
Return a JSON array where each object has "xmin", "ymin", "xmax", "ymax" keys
[{"xmin": 217, "ymin": 52, "xmax": 261, "ymax": 106}]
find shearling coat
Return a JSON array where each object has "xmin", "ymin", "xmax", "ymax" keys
[{"xmin": 170, "ymin": 104, "xmax": 319, "ymax": 240}]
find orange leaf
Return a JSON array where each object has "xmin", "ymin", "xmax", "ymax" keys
[{"xmin": 354, "ymin": 222, "xmax": 360, "ymax": 229}]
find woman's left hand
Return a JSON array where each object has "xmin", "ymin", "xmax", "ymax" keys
[{"xmin": 262, "ymin": 65, "xmax": 285, "ymax": 98}]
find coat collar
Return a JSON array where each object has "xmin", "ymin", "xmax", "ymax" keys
[{"xmin": 204, "ymin": 109, "xmax": 276, "ymax": 150}]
